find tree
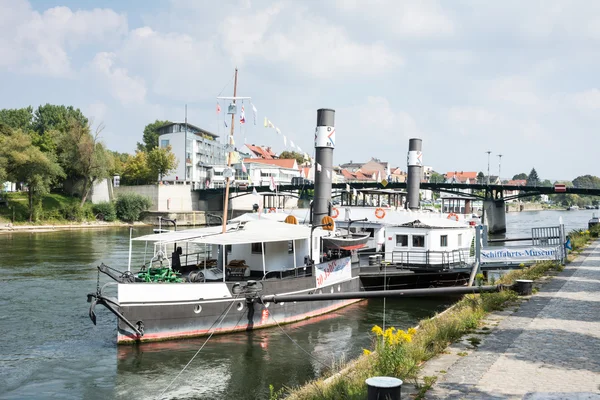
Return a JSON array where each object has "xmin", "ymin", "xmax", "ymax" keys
[
  {"xmin": 540, "ymin": 179, "xmax": 553, "ymax": 187},
  {"xmin": 109, "ymin": 150, "xmax": 131, "ymax": 176},
  {"xmin": 58, "ymin": 121, "xmax": 114, "ymax": 205},
  {"xmin": 138, "ymin": 120, "xmax": 170, "ymax": 152},
  {"xmin": 147, "ymin": 145, "xmax": 178, "ymax": 181},
  {"xmin": 526, "ymin": 168, "xmax": 539, "ymax": 186},
  {"xmin": 31, "ymin": 104, "xmax": 88, "ymax": 153},
  {"xmin": 572, "ymin": 175, "xmax": 600, "ymax": 189},
  {"xmin": 430, "ymin": 171, "xmax": 445, "ymax": 183},
  {"xmin": 0, "ymin": 128, "xmax": 64, "ymax": 221},
  {"xmin": 122, "ymin": 151, "xmax": 153, "ymax": 185},
  {"xmin": 278, "ymin": 151, "xmax": 305, "ymax": 165},
  {"xmin": 512, "ymin": 173, "xmax": 528, "ymax": 180},
  {"xmin": 0, "ymin": 107, "xmax": 33, "ymax": 131},
  {"xmin": 476, "ymin": 171, "xmax": 485, "ymax": 184}
]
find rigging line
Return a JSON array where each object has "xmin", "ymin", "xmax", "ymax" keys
[
  {"xmin": 157, "ymin": 294, "xmax": 241, "ymax": 400},
  {"xmin": 216, "ymin": 72, "xmax": 235, "ymax": 98},
  {"xmin": 269, "ymin": 312, "xmax": 331, "ymax": 369}
]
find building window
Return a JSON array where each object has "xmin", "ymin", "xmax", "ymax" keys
[
  {"xmin": 458, "ymin": 234, "xmax": 463, "ymax": 247},
  {"xmin": 160, "ymin": 139, "xmax": 169, "ymax": 148},
  {"xmin": 440, "ymin": 235, "xmax": 448, "ymax": 247},
  {"xmin": 252, "ymin": 243, "xmax": 262, "ymax": 254},
  {"xmin": 412, "ymin": 235, "xmax": 425, "ymax": 248},
  {"xmin": 396, "ymin": 234, "xmax": 408, "ymax": 247},
  {"xmin": 288, "ymin": 241, "xmax": 294, "ymax": 254}
]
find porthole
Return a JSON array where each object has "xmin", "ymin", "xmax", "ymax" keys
[
  {"xmin": 194, "ymin": 305, "xmax": 202, "ymax": 314},
  {"xmin": 330, "ymin": 287, "xmax": 334, "ymax": 293},
  {"xmin": 263, "ymin": 302, "xmax": 270, "ymax": 308},
  {"xmin": 280, "ymin": 302, "xmax": 285, "ymax": 306},
  {"xmin": 318, "ymin": 289, "xmax": 323, "ymax": 294},
  {"xmin": 237, "ymin": 302, "xmax": 244, "ymax": 311},
  {"xmin": 337, "ymin": 285, "xmax": 341, "ymax": 292}
]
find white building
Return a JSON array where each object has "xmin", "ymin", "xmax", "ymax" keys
[
  {"xmin": 235, "ymin": 159, "xmax": 301, "ymax": 187},
  {"xmin": 157, "ymin": 122, "xmax": 226, "ymax": 189}
]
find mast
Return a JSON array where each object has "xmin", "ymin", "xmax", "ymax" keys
[{"xmin": 221, "ymin": 68, "xmax": 238, "ymax": 233}]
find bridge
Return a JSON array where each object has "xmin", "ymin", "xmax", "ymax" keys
[{"xmin": 197, "ymin": 182, "xmax": 600, "ymax": 234}]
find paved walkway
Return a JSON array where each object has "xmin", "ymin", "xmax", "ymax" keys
[{"xmin": 423, "ymin": 241, "xmax": 600, "ymax": 399}]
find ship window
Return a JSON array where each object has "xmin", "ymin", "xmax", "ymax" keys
[
  {"xmin": 412, "ymin": 235, "xmax": 425, "ymax": 248},
  {"xmin": 395, "ymin": 234, "xmax": 408, "ymax": 247},
  {"xmin": 458, "ymin": 234, "xmax": 463, "ymax": 247},
  {"xmin": 288, "ymin": 241, "xmax": 294, "ymax": 254},
  {"xmin": 252, "ymin": 243, "xmax": 262, "ymax": 254},
  {"xmin": 226, "ymin": 244, "xmax": 232, "ymax": 254},
  {"xmin": 440, "ymin": 235, "xmax": 448, "ymax": 247}
]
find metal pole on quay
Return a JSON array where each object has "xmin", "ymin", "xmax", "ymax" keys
[{"xmin": 366, "ymin": 376, "xmax": 403, "ymax": 399}]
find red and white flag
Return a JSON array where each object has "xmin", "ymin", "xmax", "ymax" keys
[
  {"xmin": 242, "ymin": 160, "xmax": 247, "ymax": 173},
  {"xmin": 240, "ymin": 106, "xmax": 246, "ymax": 124},
  {"xmin": 216, "ymin": 103, "xmax": 221, "ymax": 114},
  {"xmin": 269, "ymin": 176, "xmax": 277, "ymax": 191}
]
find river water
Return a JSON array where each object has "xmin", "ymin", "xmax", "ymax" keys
[{"xmin": 0, "ymin": 209, "xmax": 593, "ymax": 399}]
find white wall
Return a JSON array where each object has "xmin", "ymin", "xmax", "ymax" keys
[
  {"xmin": 114, "ymin": 184, "xmax": 198, "ymax": 211},
  {"xmin": 159, "ymin": 132, "xmax": 186, "ymax": 182},
  {"xmin": 90, "ymin": 179, "xmax": 112, "ymax": 203}
]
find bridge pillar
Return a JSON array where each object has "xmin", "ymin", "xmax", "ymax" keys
[{"xmin": 483, "ymin": 199, "xmax": 506, "ymax": 234}]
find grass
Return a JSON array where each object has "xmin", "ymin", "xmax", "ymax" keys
[{"xmin": 0, "ymin": 192, "xmax": 92, "ymax": 224}]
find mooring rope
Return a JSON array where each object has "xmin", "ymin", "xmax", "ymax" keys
[
  {"xmin": 157, "ymin": 294, "xmax": 240, "ymax": 400},
  {"xmin": 269, "ymin": 312, "xmax": 331, "ymax": 369}
]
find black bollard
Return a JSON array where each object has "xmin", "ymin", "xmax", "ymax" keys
[
  {"xmin": 366, "ymin": 376, "xmax": 403, "ymax": 400},
  {"xmin": 515, "ymin": 279, "xmax": 533, "ymax": 296}
]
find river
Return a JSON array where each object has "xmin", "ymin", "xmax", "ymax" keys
[{"xmin": 0, "ymin": 209, "xmax": 593, "ymax": 399}]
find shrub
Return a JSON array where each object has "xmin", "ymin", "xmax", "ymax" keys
[
  {"xmin": 59, "ymin": 202, "xmax": 93, "ymax": 222},
  {"xmin": 115, "ymin": 193, "xmax": 152, "ymax": 222},
  {"xmin": 92, "ymin": 201, "xmax": 117, "ymax": 222}
]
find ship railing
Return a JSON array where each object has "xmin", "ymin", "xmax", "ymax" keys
[
  {"xmin": 262, "ymin": 265, "xmax": 312, "ymax": 280},
  {"xmin": 359, "ymin": 248, "xmax": 473, "ymax": 270}
]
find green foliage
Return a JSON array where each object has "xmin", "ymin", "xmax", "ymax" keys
[
  {"xmin": 92, "ymin": 201, "xmax": 117, "ymax": 222},
  {"xmin": 148, "ymin": 145, "xmax": 178, "ymax": 181},
  {"xmin": 0, "ymin": 128, "xmax": 64, "ymax": 221},
  {"xmin": 31, "ymin": 104, "xmax": 88, "ymax": 153},
  {"xmin": 109, "ymin": 150, "xmax": 131, "ymax": 176},
  {"xmin": 512, "ymin": 172, "xmax": 528, "ymax": 180},
  {"xmin": 138, "ymin": 120, "xmax": 170, "ymax": 152},
  {"xmin": 429, "ymin": 171, "xmax": 445, "ymax": 183},
  {"xmin": 526, "ymin": 168, "xmax": 539, "ymax": 186},
  {"xmin": 278, "ymin": 151, "xmax": 305, "ymax": 165},
  {"xmin": 572, "ymin": 174, "xmax": 600, "ymax": 189},
  {"xmin": 121, "ymin": 151, "xmax": 153, "ymax": 185},
  {"xmin": 59, "ymin": 202, "xmax": 95, "ymax": 222},
  {"xmin": 115, "ymin": 193, "xmax": 152, "ymax": 222},
  {"xmin": 0, "ymin": 107, "xmax": 33, "ymax": 131},
  {"xmin": 476, "ymin": 171, "xmax": 485, "ymax": 184}
]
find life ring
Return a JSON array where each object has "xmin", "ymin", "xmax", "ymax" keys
[
  {"xmin": 268, "ymin": 207, "xmax": 276, "ymax": 213},
  {"xmin": 447, "ymin": 213, "xmax": 459, "ymax": 221},
  {"xmin": 375, "ymin": 207, "xmax": 386, "ymax": 219},
  {"xmin": 331, "ymin": 208, "xmax": 339, "ymax": 219}
]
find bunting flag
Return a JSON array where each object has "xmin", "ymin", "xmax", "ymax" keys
[
  {"xmin": 297, "ymin": 146, "xmax": 302, "ymax": 153},
  {"xmin": 275, "ymin": 127, "xmax": 281, "ymax": 135},
  {"xmin": 251, "ymin": 103, "xmax": 257, "ymax": 125},
  {"xmin": 240, "ymin": 106, "xmax": 246, "ymax": 124},
  {"xmin": 252, "ymin": 187, "xmax": 258, "ymax": 197},
  {"xmin": 205, "ymin": 179, "xmax": 210, "ymax": 188},
  {"xmin": 316, "ymin": 163, "xmax": 322, "ymax": 172},
  {"xmin": 269, "ymin": 176, "xmax": 276, "ymax": 191},
  {"xmin": 303, "ymin": 152, "xmax": 309, "ymax": 160},
  {"xmin": 264, "ymin": 117, "xmax": 268, "ymax": 127},
  {"xmin": 242, "ymin": 160, "xmax": 247, "ymax": 173},
  {"xmin": 353, "ymin": 188, "xmax": 357, "ymax": 197},
  {"xmin": 216, "ymin": 103, "xmax": 221, "ymax": 114},
  {"xmin": 290, "ymin": 141, "xmax": 295, "ymax": 149},
  {"xmin": 283, "ymin": 136, "xmax": 287, "ymax": 146},
  {"xmin": 346, "ymin": 184, "xmax": 350, "ymax": 192},
  {"xmin": 230, "ymin": 151, "xmax": 240, "ymax": 164},
  {"xmin": 224, "ymin": 120, "xmax": 228, "ymax": 128},
  {"xmin": 229, "ymin": 136, "xmax": 235, "ymax": 145},
  {"xmin": 248, "ymin": 175, "xmax": 253, "ymax": 184}
]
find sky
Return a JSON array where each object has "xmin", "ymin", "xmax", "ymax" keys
[{"xmin": 1, "ymin": 0, "xmax": 599, "ymax": 181}]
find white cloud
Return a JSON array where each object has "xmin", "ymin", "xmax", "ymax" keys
[
  {"xmin": 336, "ymin": 0, "xmax": 455, "ymax": 38},
  {"xmin": 219, "ymin": 4, "xmax": 402, "ymax": 78},
  {"xmin": 566, "ymin": 89, "xmax": 600, "ymax": 110},
  {"xmin": 445, "ymin": 106, "xmax": 497, "ymax": 125},
  {"xmin": 486, "ymin": 76, "xmax": 541, "ymax": 107},
  {"xmin": 91, "ymin": 52, "xmax": 146, "ymax": 105},
  {"xmin": 0, "ymin": 0, "xmax": 127, "ymax": 76}
]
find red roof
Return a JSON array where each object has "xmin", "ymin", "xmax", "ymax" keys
[
  {"xmin": 507, "ymin": 179, "xmax": 527, "ymax": 186},
  {"xmin": 445, "ymin": 171, "xmax": 478, "ymax": 180},
  {"xmin": 245, "ymin": 144, "xmax": 276, "ymax": 159},
  {"xmin": 244, "ymin": 158, "xmax": 297, "ymax": 169}
]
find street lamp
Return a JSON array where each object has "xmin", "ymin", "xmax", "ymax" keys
[{"xmin": 486, "ymin": 151, "xmax": 491, "ymax": 185}]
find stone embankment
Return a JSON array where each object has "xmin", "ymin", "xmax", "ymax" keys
[{"xmin": 0, "ymin": 221, "xmax": 147, "ymax": 234}]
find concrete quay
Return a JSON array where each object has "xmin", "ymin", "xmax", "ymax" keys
[{"xmin": 411, "ymin": 241, "xmax": 600, "ymax": 399}]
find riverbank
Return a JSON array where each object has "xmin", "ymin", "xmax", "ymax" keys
[
  {"xmin": 281, "ymin": 230, "xmax": 597, "ymax": 399},
  {"xmin": 0, "ymin": 220, "xmax": 148, "ymax": 234}
]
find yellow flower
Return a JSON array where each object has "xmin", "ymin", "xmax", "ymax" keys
[
  {"xmin": 363, "ymin": 349, "xmax": 371, "ymax": 355},
  {"xmin": 407, "ymin": 328, "xmax": 417, "ymax": 336},
  {"xmin": 371, "ymin": 325, "xmax": 383, "ymax": 336}
]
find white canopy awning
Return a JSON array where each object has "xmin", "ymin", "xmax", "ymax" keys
[
  {"xmin": 131, "ymin": 224, "xmax": 238, "ymax": 243},
  {"xmin": 189, "ymin": 220, "xmax": 315, "ymax": 245}
]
